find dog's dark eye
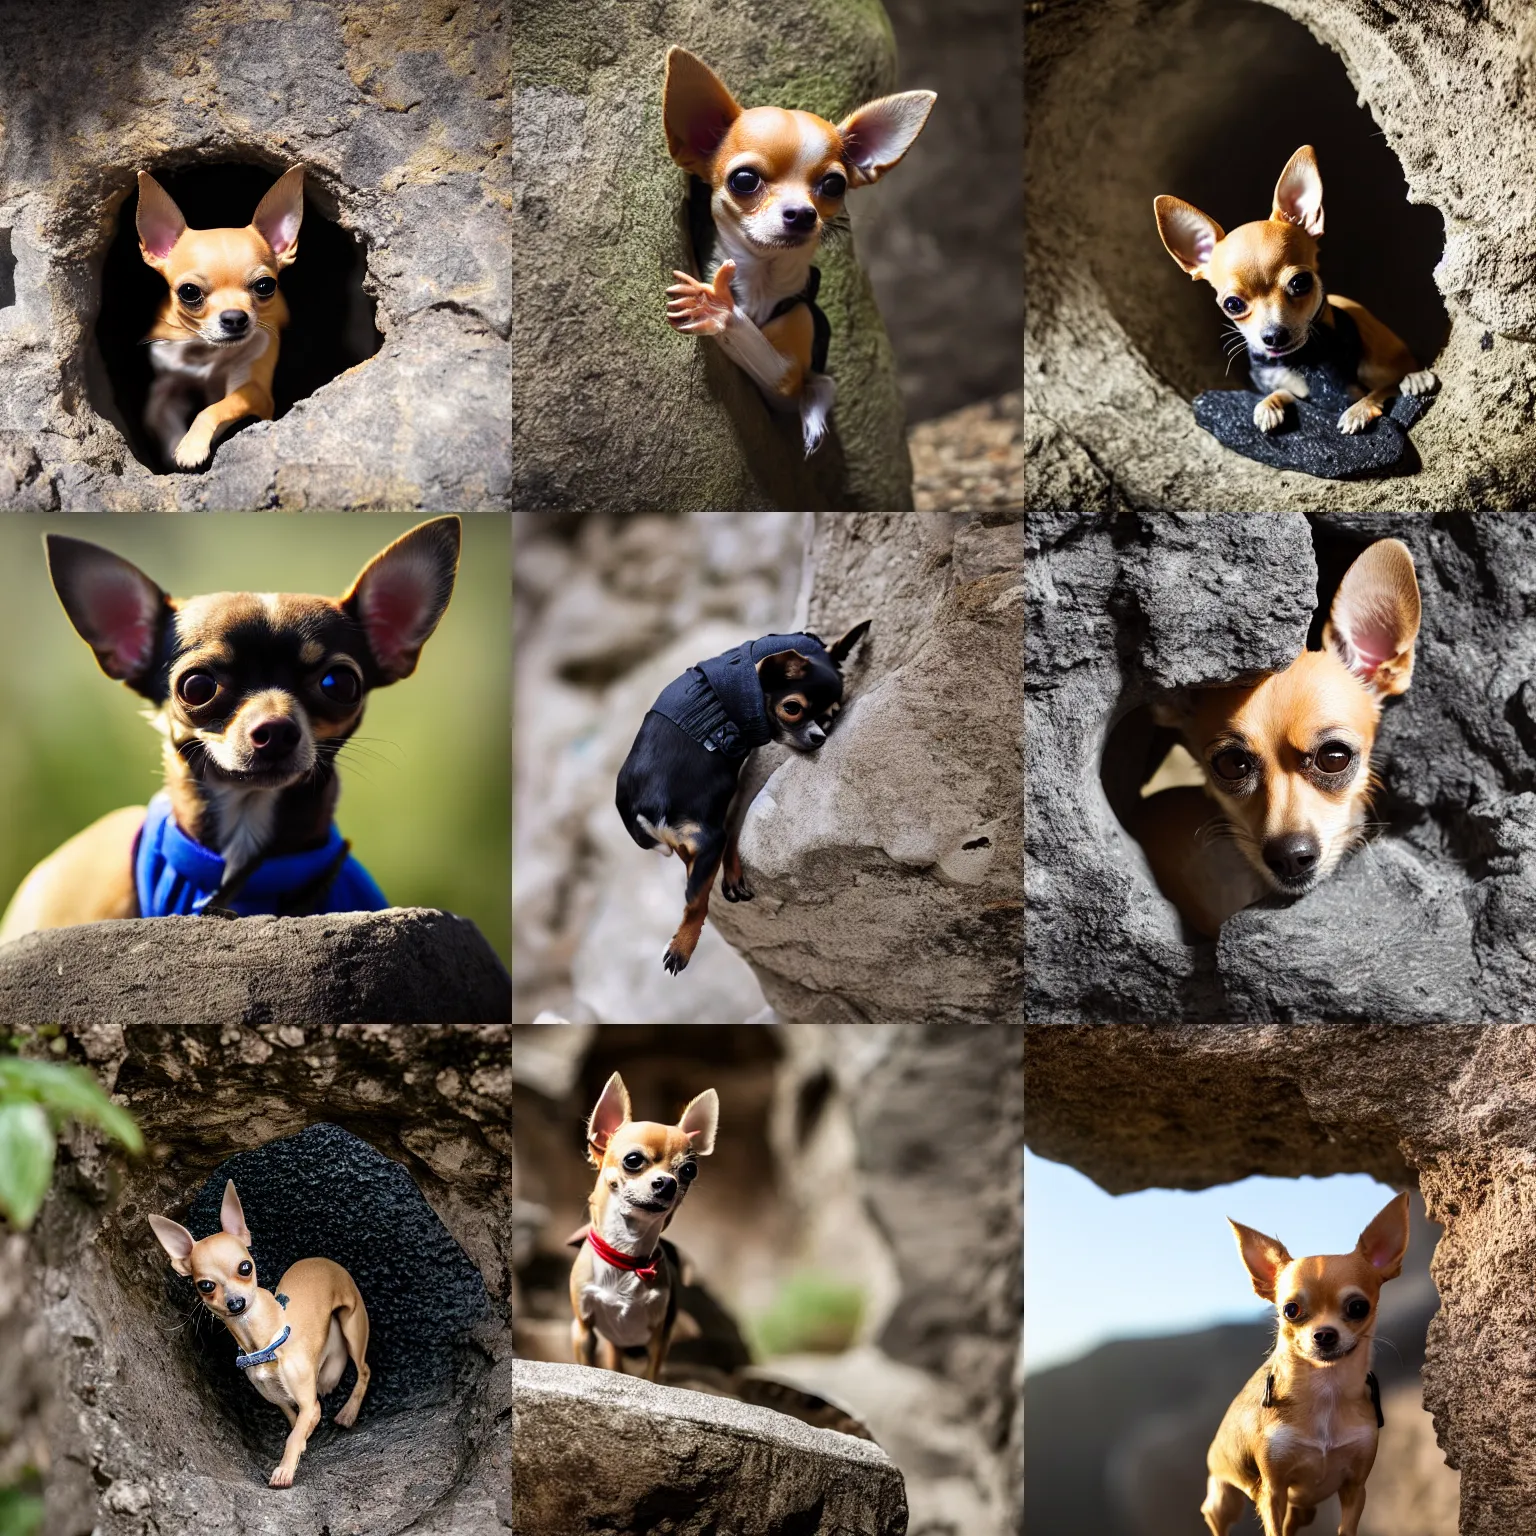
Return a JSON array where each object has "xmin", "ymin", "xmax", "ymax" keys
[
  {"xmin": 622, "ymin": 1151, "xmax": 647, "ymax": 1172},
  {"xmin": 197, "ymin": 1279, "xmax": 216, "ymax": 1294},
  {"xmin": 677, "ymin": 1162, "xmax": 697, "ymax": 1184},
  {"xmin": 1286, "ymin": 272, "xmax": 1315, "ymax": 297},
  {"xmin": 319, "ymin": 669, "xmax": 360, "ymax": 705},
  {"xmin": 1344, "ymin": 1297, "xmax": 1370, "ymax": 1321},
  {"xmin": 818, "ymin": 172, "xmax": 847, "ymax": 199},
  {"xmin": 1282, "ymin": 1301, "xmax": 1301, "ymax": 1320},
  {"xmin": 781, "ymin": 700, "xmax": 804, "ymax": 718},
  {"xmin": 1212, "ymin": 748, "xmax": 1253, "ymax": 782},
  {"xmin": 1316, "ymin": 742, "xmax": 1353, "ymax": 774},
  {"xmin": 177, "ymin": 672, "xmax": 219, "ymax": 707},
  {"xmin": 177, "ymin": 283, "xmax": 203, "ymax": 304},
  {"xmin": 1222, "ymin": 295, "xmax": 1247, "ymax": 316},
  {"xmin": 728, "ymin": 168, "xmax": 761, "ymax": 196},
  {"xmin": 251, "ymin": 276, "xmax": 277, "ymax": 298},
  {"xmin": 237, "ymin": 1260, "xmax": 252, "ymax": 1277}
]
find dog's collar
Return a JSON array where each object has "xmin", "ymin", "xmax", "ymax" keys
[
  {"xmin": 235, "ymin": 1322, "xmax": 291, "ymax": 1371},
  {"xmin": 585, "ymin": 1227, "xmax": 662, "ymax": 1280},
  {"xmin": 1263, "ymin": 1368, "xmax": 1383, "ymax": 1427}
]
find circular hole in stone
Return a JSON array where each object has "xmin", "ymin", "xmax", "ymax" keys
[
  {"xmin": 1074, "ymin": 0, "xmax": 1448, "ymax": 403},
  {"xmin": 164, "ymin": 1122, "xmax": 489, "ymax": 1467},
  {"xmin": 91, "ymin": 163, "xmax": 383, "ymax": 473}
]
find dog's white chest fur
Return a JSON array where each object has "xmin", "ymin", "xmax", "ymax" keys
[
  {"xmin": 243, "ymin": 1357, "xmax": 299, "ymax": 1411},
  {"xmin": 581, "ymin": 1263, "xmax": 665, "ymax": 1348},
  {"xmin": 148, "ymin": 328, "xmax": 269, "ymax": 397}
]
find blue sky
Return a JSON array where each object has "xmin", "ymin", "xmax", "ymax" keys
[{"xmin": 1025, "ymin": 1148, "xmax": 1401, "ymax": 1374}]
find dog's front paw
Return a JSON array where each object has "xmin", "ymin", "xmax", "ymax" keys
[
  {"xmin": 1337, "ymin": 399, "xmax": 1381, "ymax": 434},
  {"xmin": 1252, "ymin": 393, "xmax": 1290, "ymax": 433},
  {"xmin": 1401, "ymin": 369, "xmax": 1439, "ymax": 397},
  {"xmin": 662, "ymin": 941, "xmax": 692, "ymax": 975},
  {"xmin": 666, "ymin": 261, "xmax": 736, "ymax": 337},
  {"xmin": 173, "ymin": 428, "xmax": 214, "ymax": 469},
  {"xmin": 334, "ymin": 1401, "xmax": 360, "ymax": 1429},
  {"xmin": 269, "ymin": 1464, "xmax": 296, "ymax": 1489}
]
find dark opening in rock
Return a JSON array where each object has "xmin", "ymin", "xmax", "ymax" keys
[
  {"xmin": 167, "ymin": 1123, "xmax": 489, "ymax": 1466},
  {"xmin": 1080, "ymin": 0, "xmax": 1447, "ymax": 404},
  {"xmin": 92, "ymin": 162, "xmax": 383, "ymax": 473},
  {"xmin": 0, "ymin": 229, "xmax": 15, "ymax": 310}
]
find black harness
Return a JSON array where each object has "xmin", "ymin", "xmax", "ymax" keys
[
  {"xmin": 1248, "ymin": 293, "xmax": 1365, "ymax": 404},
  {"xmin": 1263, "ymin": 1368, "xmax": 1384, "ymax": 1427}
]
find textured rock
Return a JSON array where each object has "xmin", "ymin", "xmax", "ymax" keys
[
  {"xmin": 1025, "ymin": 509, "xmax": 1536, "ymax": 1022},
  {"xmin": 0, "ymin": 909, "xmax": 511, "ymax": 1025},
  {"xmin": 713, "ymin": 511, "xmax": 1024, "ymax": 1024},
  {"xmin": 1024, "ymin": 1025, "xmax": 1536, "ymax": 1534},
  {"xmin": 511, "ymin": 1360, "xmax": 910, "ymax": 1536},
  {"xmin": 512, "ymin": 1, "xmax": 917, "ymax": 512},
  {"xmin": 12, "ymin": 1022, "xmax": 513, "ymax": 1535},
  {"xmin": 0, "ymin": 0, "xmax": 509, "ymax": 510},
  {"xmin": 1026, "ymin": 0, "xmax": 1536, "ymax": 511}
]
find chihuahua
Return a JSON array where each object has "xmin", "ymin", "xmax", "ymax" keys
[
  {"xmin": 616, "ymin": 622, "xmax": 871, "ymax": 974},
  {"xmin": 1155, "ymin": 146, "xmax": 1437, "ymax": 435},
  {"xmin": 568, "ymin": 1071, "xmax": 718, "ymax": 1381},
  {"xmin": 662, "ymin": 48, "xmax": 935, "ymax": 455},
  {"xmin": 1203, "ymin": 1193, "xmax": 1410, "ymax": 1536},
  {"xmin": 150, "ymin": 1180, "xmax": 370, "ymax": 1488},
  {"xmin": 136, "ymin": 166, "xmax": 304, "ymax": 471},
  {"xmin": 1131, "ymin": 539, "xmax": 1420, "ymax": 938},
  {"xmin": 0, "ymin": 518, "xmax": 461, "ymax": 942}
]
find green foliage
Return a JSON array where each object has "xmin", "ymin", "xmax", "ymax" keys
[
  {"xmin": 747, "ymin": 1270, "xmax": 866, "ymax": 1358},
  {"xmin": 0, "ymin": 1485, "xmax": 44, "ymax": 1536},
  {"xmin": 0, "ymin": 1054, "xmax": 143, "ymax": 1231}
]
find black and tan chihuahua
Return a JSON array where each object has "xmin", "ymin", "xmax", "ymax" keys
[
  {"xmin": 0, "ymin": 518, "xmax": 460, "ymax": 941},
  {"xmin": 616, "ymin": 622, "xmax": 870, "ymax": 974}
]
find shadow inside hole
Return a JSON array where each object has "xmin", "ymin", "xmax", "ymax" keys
[
  {"xmin": 166, "ymin": 1122, "xmax": 488, "ymax": 1463},
  {"xmin": 93, "ymin": 164, "xmax": 383, "ymax": 473},
  {"xmin": 0, "ymin": 230, "xmax": 15, "ymax": 310},
  {"xmin": 1080, "ymin": 0, "xmax": 1448, "ymax": 402}
]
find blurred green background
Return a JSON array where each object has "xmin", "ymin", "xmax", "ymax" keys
[{"xmin": 0, "ymin": 514, "xmax": 509, "ymax": 964}]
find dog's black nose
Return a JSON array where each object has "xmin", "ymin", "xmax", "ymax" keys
[
  {"xmin": 782, "ymin": 205, "xmax": 817, "ymax": 233},
  {"xmin": 219, "ymin": 309, "xmax": 251, "ymax": 334},
  {"xmin": 226, "ymin": 1295, "xmax": 246, "ymax": 1315},
  {"xmin": 652, "ymin": 1173, "xmax": 677, "ymax": 1199},
  {"xmin": 1260, "ymin": 326, "xmax": 1290, "ymax": 349},
  {"xmin": 1263, "ymin": 833, "xmax": 1320, "ymax": 883},
  {"xmin": 1312, "ymin": 1327, "xmax": 1339, "ymax": 1351},
  {"xmin": 249, "ymin": 718, "xmax": 301, "ymax": 758}
]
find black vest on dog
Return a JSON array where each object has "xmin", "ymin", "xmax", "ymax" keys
[{"xmin": 649, "ymin": 632, "xmax": 827, "ymax": 760}]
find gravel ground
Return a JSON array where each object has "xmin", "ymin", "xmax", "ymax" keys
[{"xmin": 909, "ymin": 390, "xmax": 1023, "ymax": 511}]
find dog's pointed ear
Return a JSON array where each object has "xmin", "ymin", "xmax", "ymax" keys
[
  {"xmin": 343, "ymin": 516, "xmax": 461, "ymax": 686},
  {"xmin": 136, "ymin": 171, "xmax": 186, "ymax": 264},
  {"xmin": 220, "ymin": 1181, "xmax": 251, "ymax": 1246},
  {"xmin": 1323, "ymin": 539, "xmax": 1420, "ymax": 699},
  {"xmin": 837, "ymin": 91, "xmax": 936, "ymax": 188},
  {"xmin": 1228, "ymin": 1218, "xmax": 1292, "ymax": 1302},
  {"xmin": 1271, "ymin": 145, "xmax": 1324, "ymax": 238},
  {"xmin": 251, "ymin": 166, "xmax": 305, "ymax": 269},
  {"xmin": 587, "ymin": 1072, "xmax": 632, "ymax": 1163},
  {"xmin": 827, "ymin": 619, "xmax": 871, "ymax": 667},
  {"xmin": 1154, "ymin": 196, "xmax": 1225, "ymax": 279},
  {"xmin": 663, "ymin": 49, "xmax": 742, "ymax": 178},
  {"xmin": 45, "ymin": 534, "xmax": 172, "ymax": 697},
  {"xmin": 679, "ymin": 1088, "xmax": 719, "ymax": 1156},
  {"xmin": 148, "ymin": 1213, "xmax": 198, "ymax": 1276},
  {"xmin": 1357, "ymin": 1192, "xmax": 1411, "ymax": 1280},
  {"xmin": 755, "ymin": 648, "xmax": 811, "ymax": 686}
]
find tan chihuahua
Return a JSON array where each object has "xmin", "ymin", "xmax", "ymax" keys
[
  {"xmin": 136, "ymin": 166, "xmax": 304, "ymax": 470},
  {"xmin": 568, "ymin": 1071, "xmax": 718, "ymax": 1381},
  {"xmin": 1203, "ymin": 1193, "xmax": 1411, "ymax": 1536},
  {"xmin": 1131, "ymin": 539, "xmax": 1420, "ymax": 937},
  {"xmin": 1155, "ymin": 146, "xmax": 1437, "ymax": 435},
  {"xmin": 149, "ymin": 1180, "xmax": 370, "ymax": 1489}
]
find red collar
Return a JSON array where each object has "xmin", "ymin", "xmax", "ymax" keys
[{"xmin": 585, "ymin": 1227, "xmax": 662, "ymax": 1279}]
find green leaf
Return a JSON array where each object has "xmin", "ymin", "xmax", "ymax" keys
[
  {"xmin": 0, "ymin": 1102, "xmax": 55, "ymax": 1231},
  {"xmin": 0, "ymin": 1487, "xmax": 45, "ymax": 1536},
  {"xmin": 0, "ymin": 1058, "xmax": 143, "ymax": 1155}
]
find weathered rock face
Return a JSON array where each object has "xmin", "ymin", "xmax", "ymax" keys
[
  {"xmin": 1026, "ymin": 509, "xmax": 1536, "ymax": 1022},
  {"xmin": 0, "ymin": 0, "xmax": 509, "ymax": 510},
  {"xmin": 512, "ymin": 0, "xmax": 917, "ymax": 511},
  {"xmin": 0, "ymin": 909, "xmax": 512, "ymax": 1025},
  {"xmin": 512, "ymin": 1361, "xmax": 909, "ymax": 1536},
  {"xmin": 713, "ymin": 511, "xmax": 1024, "ymax": 1024},
  {"xmin": 14, "ymin": 1023, "xmax": 513, "ymax": 1535},
  {"xmin": 1024, "ymin": 1026, "xmax": 1536, "ymax": 1534},
  {"xmin": 1026, "ymin": 0, "xmax": 1536, "ymax": 511}
]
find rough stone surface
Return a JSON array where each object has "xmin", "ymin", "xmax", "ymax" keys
[
  {"xmin": 1024, "ymin": 1025, "xmax": 1536, "ymax": 1534},
  {"xmin": 513, "ymin": 1, "xmax": 917, "ymax": 511},
  {"xmin": 11, "ymin": 1023, "xmax": 513, "ymax": 1535},
  {"xmin": 0, "ymin": 909, "xmax": 512, "ymax": 1025},
  {"xmin": 0, "ymin": 0, "xmax": 509, "ymax": 510},
  {"xmin": 1026, "ymin": 0, "xmax": 1536, "ymax": 511},
  {"xmin": 512, "ymin": 1360, "xmax": 910, "ymax": 1536},
  {"xmin": 1026, "ymin": 509, "xmax": 1536, "ymax": 1022},
  {"xmin": 713, "ymin": 512, "xmax": 1024, "ymax": 1024}
]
